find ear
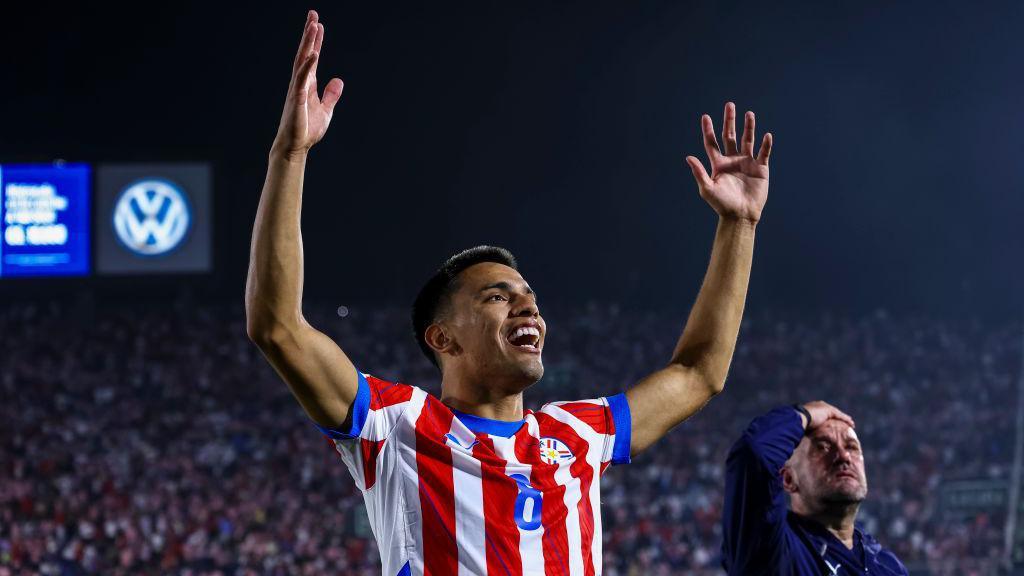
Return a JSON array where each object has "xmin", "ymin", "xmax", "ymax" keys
[
  {"xmin": 781, "ymin": 465, "xmax": 798, "ymax": 495},
  {"xmin": 425, "ymin": 323, "xmax": 460, "ymax": 358}
]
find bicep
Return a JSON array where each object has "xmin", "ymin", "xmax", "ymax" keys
[
  {"xmin": 625, "ymin": 364, "xmax": 719, "ymax": 455},
  {"xmin": 253, "ymin": 320, "xmax": 360, "ymax": 429}
]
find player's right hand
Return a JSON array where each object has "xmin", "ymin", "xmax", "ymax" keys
[
  {"xmin": 271, "ymin": 10, "xmax": 344, "ymax": 160},
  {"xmin": 801, "ymin": 400, "xmax": 855, "ymax": 432}
]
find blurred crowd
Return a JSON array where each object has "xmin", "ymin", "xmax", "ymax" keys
[{"xmin": 0, "ymin": 298, "xmax": 1018, "ymax": 575}]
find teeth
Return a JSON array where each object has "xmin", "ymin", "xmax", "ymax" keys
[
  {"xmin": 508, "ymin": 326, "xmax": 540, "ymax": 346},
  {"xmin": 510, "ymin": 327, "xmax": 540, "ymax": 339}
]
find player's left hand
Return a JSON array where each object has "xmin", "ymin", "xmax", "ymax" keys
[{"xmin": 686, "ymin": 102, "xmax": 772, "ymax": 224}]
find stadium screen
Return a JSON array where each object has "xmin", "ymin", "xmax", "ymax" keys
[{"xmin": 0, "ymin": 163, "xmax": 91, "ymax": 277}]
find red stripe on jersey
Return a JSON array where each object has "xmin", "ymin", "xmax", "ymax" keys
[
  {"xmin": 414, "ymin": 396, "xmax": 458, "ymax": 576},
  {"xmin": 473, "ymin": 436, "xmax": 522, "ymax": 576},
  {"xmin": 360, "ymin": 438, "xmax": 385, "ymax": 490},
  {"xmin": 535, "ymin": 413, "xmax": 597, "ymax": 576},
  {"xmin": 553, "ymin": 402, "xmax": 613, "ymax": 436},
  {"xmin": 513, "ymin": 428, "xmax": 570, "ymax": 575},
  {"xmin": 367, "ymin": 376, "xmax": 414, "ymax": 410}
]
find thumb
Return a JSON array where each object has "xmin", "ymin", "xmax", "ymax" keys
[
  {"xmin": 322, "ymin": 78, "xmax": 344, "ymax": 113},
  {"xmin": 686, "ymin": 156, "xmax": 713, "ymax": 190}
]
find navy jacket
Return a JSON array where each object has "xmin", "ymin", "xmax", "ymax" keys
[{"xmin": 721, "ymin": 406, "xmax": 909, "ymax": 576}]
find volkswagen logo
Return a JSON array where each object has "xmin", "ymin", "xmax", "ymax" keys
[{"xmin": 113, "ymin": 179, "xmax": 191, "ymax": 256}]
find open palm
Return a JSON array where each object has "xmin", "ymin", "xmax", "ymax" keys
[
  {"xmin": 685, "ymin": 102, "xmax": 772, "ymax": 223},
  {"xmin": 273, "ymin": 11, "xmax": 344, "ymax": 158}
]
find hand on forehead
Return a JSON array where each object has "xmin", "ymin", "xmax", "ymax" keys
[{"xmin": 812, "ymin": 418, "xmax": 859, "ymax": 443}]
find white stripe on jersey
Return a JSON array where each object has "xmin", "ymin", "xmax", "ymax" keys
[
  {"xmin": 449, "ymin": 421, "xmax": 487, "ymax": 575},
  {"xmin": 393, "ymin": 387, "xmax": 429, "ymax": 576},
  {"xmin": 556, "ymin": 450, "xmax": 585, "ymax": 575},
  {"xmin": 507, "ymin": 417, "xmax": 547, "ymax": 575}
]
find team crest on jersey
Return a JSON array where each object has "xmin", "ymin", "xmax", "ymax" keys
[{"xmin": 539, "ymin": 437, "xmax": 574, "ymax": 465}]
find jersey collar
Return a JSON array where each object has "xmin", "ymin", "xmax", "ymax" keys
[{"xmin": 451, "ymin": 409, "xmax": 526, "ymax": 438}]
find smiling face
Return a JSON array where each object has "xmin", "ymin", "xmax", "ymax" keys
[
  {"xmin": 783, "ymin": 419, "xmax": 868, "ymax": 509},
  {"xmin": 427, "ymin": 262, "xmax": 546, "ymax": 390}
]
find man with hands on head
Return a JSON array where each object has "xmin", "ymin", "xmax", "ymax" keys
[
  {"xmin": 247, "ymin": 9, "xmax": 775, "ymax": 575},
  {"xmin": 722, "ymin": 401, "xmax": 909, "ymax": 575}
]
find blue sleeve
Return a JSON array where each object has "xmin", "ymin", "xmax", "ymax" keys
[
  {"xmin": 721, "ymin": 406, "xmax": 805, "ymax": 574},
  {"xmin": 606, "ymin": 393, "xmax": 632, "ymax": 465},
  {"xmin": 312, "ymin": 370, "xmax": 371, "ymax": 440}
]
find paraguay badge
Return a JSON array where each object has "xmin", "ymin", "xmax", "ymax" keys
[{"xmin": 539, "ymin": 437, "xmax": 574, "ymax": 465}]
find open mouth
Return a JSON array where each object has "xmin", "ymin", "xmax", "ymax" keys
[{"xmin": 507, "ymin": 325, "xmax": 541, "ymax": 351}]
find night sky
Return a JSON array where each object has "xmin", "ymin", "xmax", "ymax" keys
[{"xmin": 4, "ymin": 1, "xmax": 1022, "ymax": 317}]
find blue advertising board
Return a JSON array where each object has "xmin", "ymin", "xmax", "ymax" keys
[{"xmin": 0, "ymin": 163, "xmax": 91, "ymax": 277}]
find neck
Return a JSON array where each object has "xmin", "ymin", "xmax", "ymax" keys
[
  {"xmin": 795, "ymin": 501, "xmax": 860, "ymax": 549},
  {"xmin": 440, "ymin": 372, "xmax": 526, "ymax": 421}
]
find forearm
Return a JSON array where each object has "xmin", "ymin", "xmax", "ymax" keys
[
  {"xmin": 245, "ymin": 149, "xmax": 309, "ymax": 337},
  {"xmin": 669, "ymin": 217, "xmax": 756, "ymax": 390},
  {"xmin": 626, "ymin": 217, "xmax": 756, "ymax": 452}
]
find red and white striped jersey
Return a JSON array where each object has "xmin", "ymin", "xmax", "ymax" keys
[{"xmin": 315, "ymin": 370, "xmax": 632, "ymax": 576}]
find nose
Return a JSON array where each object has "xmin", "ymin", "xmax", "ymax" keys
[
  {"xmin": 833, "ymin": 445, "xmax": 853, "ymax": 466},
  {"xmin": 511, "ymin": 294, "xmax": 539, "ymax": 318}
]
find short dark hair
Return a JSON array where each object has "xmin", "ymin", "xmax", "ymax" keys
[{"xmin": 412, "ymin": 246, "xmax": 518, "ymax": 370}]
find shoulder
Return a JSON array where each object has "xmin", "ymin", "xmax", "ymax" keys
[
  {"xmin": 537, "ymin": 395, "xmax": 632, "ymax": 465},
  {"xmin": 538, "ymin": 396, "xmax": 620, "ymax": 436},
  {"xmin": 318, "ymin": 373, "xmax": 426, "ymax": 442},
  {"xmin": 362, "ymin": 373, "xmax": 417, "ymax": 410},
  {"xmin": 879, "ymin": 550, "xmax": 909, "ymax": 576},
  {"xmin": 863, "ymin": 532, "xmax": 909, "ymax": 575}
]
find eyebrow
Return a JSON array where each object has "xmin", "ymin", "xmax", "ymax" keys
[
  {"xmin": 811, "ymin": 435, "xmax": 861, "ymax": 447},
  {"xmin": 479, "ymin": 282, "xmax": 535, "ymax": 296}
]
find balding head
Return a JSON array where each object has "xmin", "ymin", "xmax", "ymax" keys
[{"xmin": 782, "ymin": 417, "xmax": 868, "ymax": 513}]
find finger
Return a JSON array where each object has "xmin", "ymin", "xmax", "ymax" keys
[
  {"xmin": 292, "ymin": 19, "xmax": 319, "ymax": 74},
  {"xmin": 322, "ymin": 78, "xmax": 345, "ymax": 113},
  {"xmin": 756, "ymin": 132, "xmax": 773, "ymax": 166},
  {"xmin": 314, "ymin": 22, "xmax": 325, "ymax": 55},
  {"xmin": 293, "ymin": 53, "xmax": 317, "ymax": 105},
  {"xmin": 701, "ymin": 114, "xmax": 722, "ymax": 162},
  {"xmin": 685, "ymin": 156, "xmax": 713, "ymax": 190},
  {"xmin": 722, "ymin": 102, "xmax": 738, "ymax": 155},
  {"xmin": 830, "ymin": 412, "xmax": 854, "ymax": 426},
  {"xmin": 741, "ymin": 111, "xmax": 756, "ymax": 157},
  {"xmin": 309, "ymin": 23, "xmax": 325, "ymax": 84},
  {"xmin": 838, "ymin": 416, "xmax": 856, "ymax": 429},
  {"xmin": 830, "ymin": 408, "xmax": 855, "ymax": 427}
]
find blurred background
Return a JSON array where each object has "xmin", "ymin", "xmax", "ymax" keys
[{"xmin": 1, "ymin": 1, "xmax": 1022, "ymax": 574}]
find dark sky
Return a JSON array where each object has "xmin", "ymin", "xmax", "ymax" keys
[{"xmin": 3, "ymin": 1, "xmax": 1022, "ymax": 316}]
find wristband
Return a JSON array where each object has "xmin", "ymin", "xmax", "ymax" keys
[{"xmin": 793, "ymin": 404, "xmax": 812, "ymax": 430}]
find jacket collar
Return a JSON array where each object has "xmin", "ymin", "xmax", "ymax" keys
[{"xmin": 788, "ymin": 511, "xmax": 878, "ymax": 560}]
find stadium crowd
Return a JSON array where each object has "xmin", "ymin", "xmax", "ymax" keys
[{"xmin": 0, "ymin": 297, "xmax": 1017, "ymax": 575}]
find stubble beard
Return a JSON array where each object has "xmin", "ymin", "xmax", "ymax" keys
[{"xmin": 819, "ymin": 481, "xmax": 867, "ymax": 507}]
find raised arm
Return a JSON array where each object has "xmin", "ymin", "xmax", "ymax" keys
[
  {"xmin": 245, "ymin": 11, "xmax": 357, "ymax": 430},
  {"xmin": 625, "ymin": 102, "xmax": 772, "ymax": 454}
]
